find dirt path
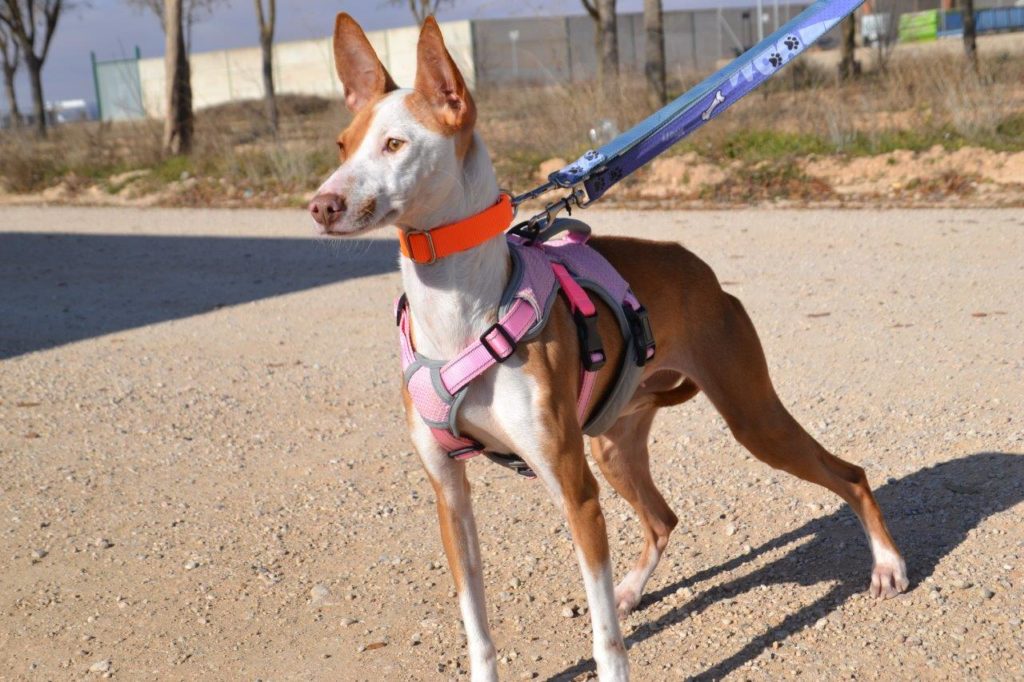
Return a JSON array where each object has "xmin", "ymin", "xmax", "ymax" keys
[{"xmin": 1, "ymin": 207, "xmax": 1021, "ymax": 681}]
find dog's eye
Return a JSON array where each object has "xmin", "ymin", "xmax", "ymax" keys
[{"xmin": 385, "ymin": 138, "xmax": 405, "ymax": 153}]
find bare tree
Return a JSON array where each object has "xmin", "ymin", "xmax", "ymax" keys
[
  {"xmin": 0, "ymin": 0, "xmax": 65, "ymax": 137},
  {"xmin": 125, "ymin": 0, "xmax": 225, "ymax": 154},
  {"xmin": 387, "ymin": 0, "xmax": 454, "ymax": 25},
  {"xmin": 961, "ymin": 0, "xmax": 977, "ymax": 73},
  {"xmin": 254, "ymin": 0, "xmax": 276, "ymax": 133},
  {"xmin": 163, "ymin": 0, "xmax": 192, "ymax": 154},
  {"xmin": 644, "ymin": 0, "xmax": 665, "ymax": 108},
  {"xmin": 0, "ymin": 18, "xmax": 21, "ymax": 128},
  {"xmin": 838, "ymin": 15, "xmax": 859, "ymax": 80}
]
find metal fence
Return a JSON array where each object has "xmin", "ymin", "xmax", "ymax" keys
[{"xmin": 92, "ymin": 48, "xmax": 146, "ymax": 122}]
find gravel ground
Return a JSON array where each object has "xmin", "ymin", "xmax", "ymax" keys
[{"xmin": 1, "ymin": 206, "xmax": 1022, "ymax": 681}]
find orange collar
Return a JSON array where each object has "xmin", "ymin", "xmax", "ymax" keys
[{"xmin": 397, "ymin": 194, "xmax": 514, "ymax": 265}]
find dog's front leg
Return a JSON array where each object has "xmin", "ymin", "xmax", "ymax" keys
[
  {"xmin": 410, "ymin": 425, "xmax": 498, "ymax": 681},
  {"xmin": 529, "ymin": 437, "xmax": 630, "ymax": 681}
]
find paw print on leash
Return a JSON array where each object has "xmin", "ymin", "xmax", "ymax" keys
[
  {"xmin": 768, "ymin": 52, "xmax": 783, "ymax": 68},
  {"xmin": 784, "ymin": 35, "xmax": 800, "ymax": 51}
]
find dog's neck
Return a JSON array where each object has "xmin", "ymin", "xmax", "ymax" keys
[{"xmin": 397, "ymin": 133, "xmax": 508, "ymax": 360}]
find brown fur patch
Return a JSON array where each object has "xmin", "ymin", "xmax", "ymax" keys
[
  {"xmin": 405, "ymin": 91, "xmax": 475, "ymax": 160},
  {"xmin": 338, "ymin": 95, "xmax": 387, "ymax": 162}
]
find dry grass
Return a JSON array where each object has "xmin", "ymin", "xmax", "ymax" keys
[{"xmin": 1, "ymin": 47, "xmax": 1022, "ymax": 205}]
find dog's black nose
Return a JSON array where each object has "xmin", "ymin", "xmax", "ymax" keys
[{"xmin": 309, "ymin": 193, "xmax": 346, "ymax": 229}]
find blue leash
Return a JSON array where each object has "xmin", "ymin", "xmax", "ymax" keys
[{"xmin": 511, "ymin": 0, "xmax": 865, "ymax": 232}]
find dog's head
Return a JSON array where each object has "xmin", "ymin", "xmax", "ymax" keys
[{"xmin": 308, "ymin": 14, "xmax": 477, "ymax": 236}]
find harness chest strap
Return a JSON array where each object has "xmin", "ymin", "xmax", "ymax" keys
[{"xmin": 397, "ymin": 266, "xmax": 601, "ymax": 454}]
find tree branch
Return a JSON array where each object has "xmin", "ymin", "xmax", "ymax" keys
[{"xmin": 581, "ymin": 0, "xmax": 599, "ymax": 22}]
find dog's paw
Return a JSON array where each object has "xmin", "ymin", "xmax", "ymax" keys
[
  {"xmin": 614, "ymin": 585, "xmax": 641, "ymax": 618},
  {"xmin": 869, "ymin": 557, "xmax": 909, "ymax": 599}
]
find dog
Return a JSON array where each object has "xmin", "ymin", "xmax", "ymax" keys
[{"xmin": 308, "ymin": 14, "xmax": 909, "ymax": 681}]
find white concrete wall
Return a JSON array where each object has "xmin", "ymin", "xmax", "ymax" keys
[{"xmin": 138, "ymin": 20, "xmax": 475, "ymax": 118}]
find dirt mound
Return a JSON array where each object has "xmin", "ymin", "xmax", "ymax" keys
[{"xmin": 805, "ymin": 145, "xmax": 1024, "ymax": 197}]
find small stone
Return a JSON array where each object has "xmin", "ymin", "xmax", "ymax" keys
[
  {"xmin": 32, "ymin": 548, "xmax": 48, "ymax": 560},
  {"xmin": 952, "ymin": 579, "xmax": 972, "ymax": 590},
  {"xmin": 310, "ymin": 584, "xmax": 330, "ymax": 606},
  {"xmin": 340, "ymin": 617, "xmax": 358, "ymax": 627},
  {"xmin": 410, "ymin": 632, "xmax": 422, "ymax": 645},
  {"xmin": 561, "ymin": 606, "xmax": 576, "ymax": 618},
  {"xmin": 184, "ymin": 560, "xmax": 199, "ymax": 570},
  {"xmin": 725, "ymin": 524, "xmax": 737, "ymax": 536},
  {"xmin": 520, "ymin": 673, "xmax": 537, "ymax": 680},
  {"xmin": 814, "ymin": 617, "xmax": 828, "ymax": 630},
  {"xmin": 981, "ymin": 588, "xmax": 995, "ymax": 599},
  {"xmin": 94, "ymin": 538, "xmax": 112, "ymax": 550},
  {"xmin": 88, "ymin": 659, "xmax": 111, "ymax": 673}
]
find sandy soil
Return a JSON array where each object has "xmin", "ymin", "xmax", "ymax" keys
[{"xmin": 1, "ymin": 206, "xmax": 1022, "ymax": 681}]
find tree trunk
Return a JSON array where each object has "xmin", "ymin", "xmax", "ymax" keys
[
  {"xmin": 838, "ymin": 15, "xmax": 859, "ymax": 80},
  {"xmin": 255, "ymin": 0, "xmax": 277, "ymax": 134},
  {"xmin": 25, "ymin": 53, "xmax": 46, "ymax": 137},
  {"xmin": 2, "ymin": 65, "xmax": 20, "ymax": 128},
  {"xmin": 644, "ymin": 0, "xmax": 666, "ymax": 108},
  {"xmin": 962, "ymin": 0, "xmax": 977, "ymax": 73},
  {"xmin": 163, "ymin": 0, "xmax": 193, "ymax": 155},
  {"xmin": 597, "ymin": 0, "xmax": 618, "ymax": 87},
  {"xmin": 260, "ymin": 33, "xmax": 277, "ymax": 133}
]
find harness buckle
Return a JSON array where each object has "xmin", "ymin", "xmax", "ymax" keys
[
  {"xmin": 484, "ymin": 452, "xmax": 537, "ymax": 478},
  {"xmin": 626, "ymin": 305, "xmax": 656, "ymax": 366},
  {"xmin": 573, "ymin": 309, "xmax": 607, "ymax": 371},
  {"xmin": 447, "ymin": 445, "xmax": 483, "ymax": 461},
  {"xmin": 479, "ymin": 323, "xmax": 517, "ymax": 363},
  {"xmin": 402, "ymin": 229, "xmax": 437, "ymax": 264}
]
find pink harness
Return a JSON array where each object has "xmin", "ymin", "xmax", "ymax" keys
[{"xmin": 397, "ymin": 225, "xmax": 655, "ymax": 478}]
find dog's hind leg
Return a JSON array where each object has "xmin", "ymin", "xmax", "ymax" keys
[
  {"xmin": 590, "ymin": 407, "xmax": 679, "ymax": 618},
  {"xmin": 685, "ymin": 292, "xmax": 909, "ymax": 598}
]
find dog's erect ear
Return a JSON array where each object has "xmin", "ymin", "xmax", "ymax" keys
[
  {"xmin": 414, "ymin": 16, "xmax": 476, "ymax": 133},
  {"xmin": 333, "ymin": 13, "xmax": 398, "ymax": 113}
]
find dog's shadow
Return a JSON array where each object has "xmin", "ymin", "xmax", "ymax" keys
[{"xmin": 550, "ymin": 451, "xmax": 1023, "ymax": 681}]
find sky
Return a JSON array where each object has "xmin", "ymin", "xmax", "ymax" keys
[{"xmin": 2, "ymin": 0, "xmax": 764, "ymax": 113}]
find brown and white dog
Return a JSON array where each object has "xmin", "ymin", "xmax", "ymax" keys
[{"xmin": 309, "ymin": 14, "xmax": 908, "ymax": 681}]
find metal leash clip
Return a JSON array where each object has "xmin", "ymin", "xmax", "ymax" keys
[{"xmin": 509, "ymin": 184, "xmax": 589, "ymax": 244}]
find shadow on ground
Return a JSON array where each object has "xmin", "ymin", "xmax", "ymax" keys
[
  {"xmin": 551, "ymin": 451, "xmax": 1024, "ymax": 681},
  {"xmin": 0, "ymin": 233, "xmax": 397, "ymax": 359}
]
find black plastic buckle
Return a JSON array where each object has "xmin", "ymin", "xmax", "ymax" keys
[
  {"xmin": 484, "ymin": 452, "xmax": 537, "ymax": 478},
  {"xmin": 447, "ymin": 444, "xmax": 483, "ymax": 460},
  {"xmin": 573, "ymin": 309, "xmax": 606, "ymax": 371},
  {"xmin": 479, "ymin": 323, "xmax": 517, "ymax": 363},
  {"xmin": 626, "ymin": 305, "xmax": 656, "ymax": 366}
]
